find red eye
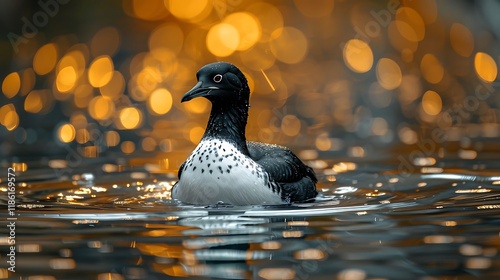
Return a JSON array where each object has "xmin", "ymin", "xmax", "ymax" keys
[{"xmin": 213, "ymin": 74, "xmax": 223, "ymax": 83}]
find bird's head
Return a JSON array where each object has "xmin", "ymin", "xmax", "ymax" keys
[{"xmin": 181, "ymin": 62, "xmax": 250, "ymax": 104}]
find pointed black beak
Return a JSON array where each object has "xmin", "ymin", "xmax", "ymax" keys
[
  {"xmin": 182, "ymin": 81, "xmax": 220, "ymax": 102},
  {"xmin": 181, "ymin": 81, "xmax": 203, "ymax": 102}
]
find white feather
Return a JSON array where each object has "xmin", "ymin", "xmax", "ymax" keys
[{"xmin": 173, "ymin": 139, "xmax": 283, "ymax": 205}]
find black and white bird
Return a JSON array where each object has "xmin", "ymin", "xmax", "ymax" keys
[{"xmin": 172, "ymin": 62, "xmax": 317, "ymax": 205}]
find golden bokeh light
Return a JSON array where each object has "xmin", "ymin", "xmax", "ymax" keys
[
  {"xmin": 474, "ymin": 52, "xmax": 497, "ymax": 82},
  {"xmin": 399, "ymin": 75, "xmax": 422, "ymax": 104},
  {"xmin": 57, "ymin": 48, "xmax": 86, "ymax": 81},
  {"xmin": 74, "ymin": 84, "xmax": 94, "ymax": 108},
  {"xmin": 281, "ymin": 115, "xmax": 301, "ymax": 137},
  {"xmin": 270, "ymin": 27, "xmax": 308, "ymax": 64},
  {"xmin": 403, "ymin": 0, "xmax": 438, "ymax": 25},
  {"xmin": 189, "ymin": 126, "xmax": 205, "ymax": 144},
  {"xmin": 88, "ymin": 96, "xmax": 115, "ymax": 120},
  {"xmin": 83, "ymin": 146, "xmax": 98, "ymax": 158},
  {"xmin": 121, "ymin": 141, "xmax": 136, "ymax": 154},
  {"xmin": 315, "ymin": 133, "xmax": 332, "ymax": 151},
  {"xmin": 99, "ymin": 71, "xmax": 125, "ymax": 101},
  {"xmin": 422, "ymin": 90, "xmax": 442, "ymax": 116},
  {"xmin": 183, "ymin": 28, "xmax": 208, "ymax": 60},
  {"xmin": 343, "ymin": 39, "xmax": 373, "ymax": 73},
  {"xmin": 371, "ymin": 117, "xmax": 389, "ymax": 136},
  {"xmin": 395, "ymin": 7, "xmax": 425, "ymax": 42},
  {"xmin": 206, "ymin": 23, "xmax": 240, "ymax": 57},
  {"xmin": 258, "ymin": 268, "xmax": 295, "ymax": 280},
  {"xmin": 294, "ymin": 0, "xmax": 334, "ymax": 18},
  {"xmin": 2, "ymin": 110, "xmax": 19, "ymax": 131},
  {"xmin": 450, "ymin": 23, "xmax": 474, "ymax": 57},
  {"xmin": 88, "ymin": 56, "xmax": 114, "ymax": 88},
  {"xmin": 130, "ymin": 0, "xmax": 167, "ymax": 20},
  {"xmin": 141, "ymin": 137, "xmax": 157, "ymax": 152},
  {"xmin": 105, "ymin": 131, "xmax": 120, "ymax": 147},
  {"xmin": 399, "ymin": 126, "xmax": 418, "ymax": 144},
  {"xmin": 166, "ymin": 0, "xmax": 211, "ymax": 22},
  {"xmin": 388, "ymin": 21, "xmax": 418, "ymax": 53},
  {"xmin": 2, "ymin": 72, "xmax": 21, "ymax": 98},
  {"xmin": 420, "ymin": 54, "xmax": 444, "ymax": 84},
  {"xmin": 33, "ymin": 43, "xmax": 58, "ymax": 75},
  {"xmin": 401, "ymin": 49, "xmax": 414, "ymax": 63},
  {"xmin": 119, "ymin": 107, "xmax": 142, "ymax": 129},
  {"xmin": 24, "ymin": 90, "xmax": 49, "ymax": 113},
  {"xmin": 223, "ymin": 12, "xmax": 261, "ymax": 51},
  {"xmin": 58, "ymin": 123, "xmax": 76, "ymax": 143},
  {"xmin": 130, "ymin": 67, "xmax": 161, "ymax": 101},
  {"xmin": 70, "ymin": 112, "xmax": 88, "ymax": 129},
  {"xmin": 376, "ymin": 58, "xmax": 402, "ymax": 90},
  {"xmin": 293, "ymin": 248, "xmax": 326, "ymax": 260},
  {"xmin": 149, "ymin": 23, "xmax": 184, "ymax": 56},
  {"xmin": 0, "ymin": 104, "xmax": 14, "ymax": 120},
  {"xmin": 0, "ymin": 104, "xmax": 19, "ymax": 131},
  {"xmin": 240, "ymin": 43, "xmax": 276, "ymax": 71},
  {"xmin": 148, "ymin": 88, "xmax": 173, "ymax": 115},
  {"xmin": 10, "ymin": 162, "xmax": 27, "ymax": 172},
  {"xmin": 75, "ymin": 128, "xmax": 90, "ymax": 144},
  {"xmin": 247, "ymin": 2, "xmax": 284, "ymax": 42},
  {"xmin": 56, "ymin": 66, "xmax": 77, "ymax": 93}
]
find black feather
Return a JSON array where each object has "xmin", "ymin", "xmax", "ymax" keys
[{"xmin": 248, "ymin": 141, "xmax": 317, "ymax": 202}]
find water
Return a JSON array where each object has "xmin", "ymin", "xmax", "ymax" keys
[{"xmin": 1, "ymin": 151, "xmax": 500, "ymax": 280}]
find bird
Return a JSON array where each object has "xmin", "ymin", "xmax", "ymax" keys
[{"xmin": 172, "ymin": 62, "xmax": 317, "ymax": 205}]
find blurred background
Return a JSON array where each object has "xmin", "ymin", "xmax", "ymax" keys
[{"xmin": 1, "ymin": 0, "xmax": 499, "ymax": 169}]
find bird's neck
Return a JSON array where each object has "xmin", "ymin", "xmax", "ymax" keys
[{"xmin": 203, "ymin": 100, "xmax": 249, "ymax": 154}]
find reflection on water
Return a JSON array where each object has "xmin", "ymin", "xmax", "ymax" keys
[{"xmin": 1, "ymin": 150, "xmax": 499, "ymax": 279}]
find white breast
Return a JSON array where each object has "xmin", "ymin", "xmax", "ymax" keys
[{"xmin": 173, "ymin": 139, "xmax": 283, "ymax": 205}]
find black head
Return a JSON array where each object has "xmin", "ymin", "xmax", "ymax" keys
[{"xmin": 181, "ymin": 62, "xmax": 250, "ymax": 104}]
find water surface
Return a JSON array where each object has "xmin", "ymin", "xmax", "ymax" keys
[{"xmin": 1, "ymin": 151, "xmax": 499, "ymax": 280}]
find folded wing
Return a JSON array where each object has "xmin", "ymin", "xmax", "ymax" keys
[{"xmin": 247, "ymin": 141, "xmax": 317, "ymax": 202}]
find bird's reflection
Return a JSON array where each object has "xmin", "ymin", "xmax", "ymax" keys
[{"xmin": 150, "ymin": 214, "xmax": 310, "ymax": 278}]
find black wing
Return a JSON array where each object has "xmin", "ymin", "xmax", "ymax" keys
[{"xmin": 247, "ymin": 141, "xmax": 317, "ymax": 202}]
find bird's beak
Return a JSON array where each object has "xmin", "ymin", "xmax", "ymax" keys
[{"xmin": 181, "ymin": 81, "xmax": 219, "ymax": 102}]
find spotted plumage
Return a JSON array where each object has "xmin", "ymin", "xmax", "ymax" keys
[{"xmin": 172, "ymin": 62, "xmax": 317, "ymax": 205}]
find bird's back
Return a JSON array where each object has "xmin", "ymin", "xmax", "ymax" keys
[{"xmin": 247, "ymin": 141, "xmax": 317, "ymax": 202}]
